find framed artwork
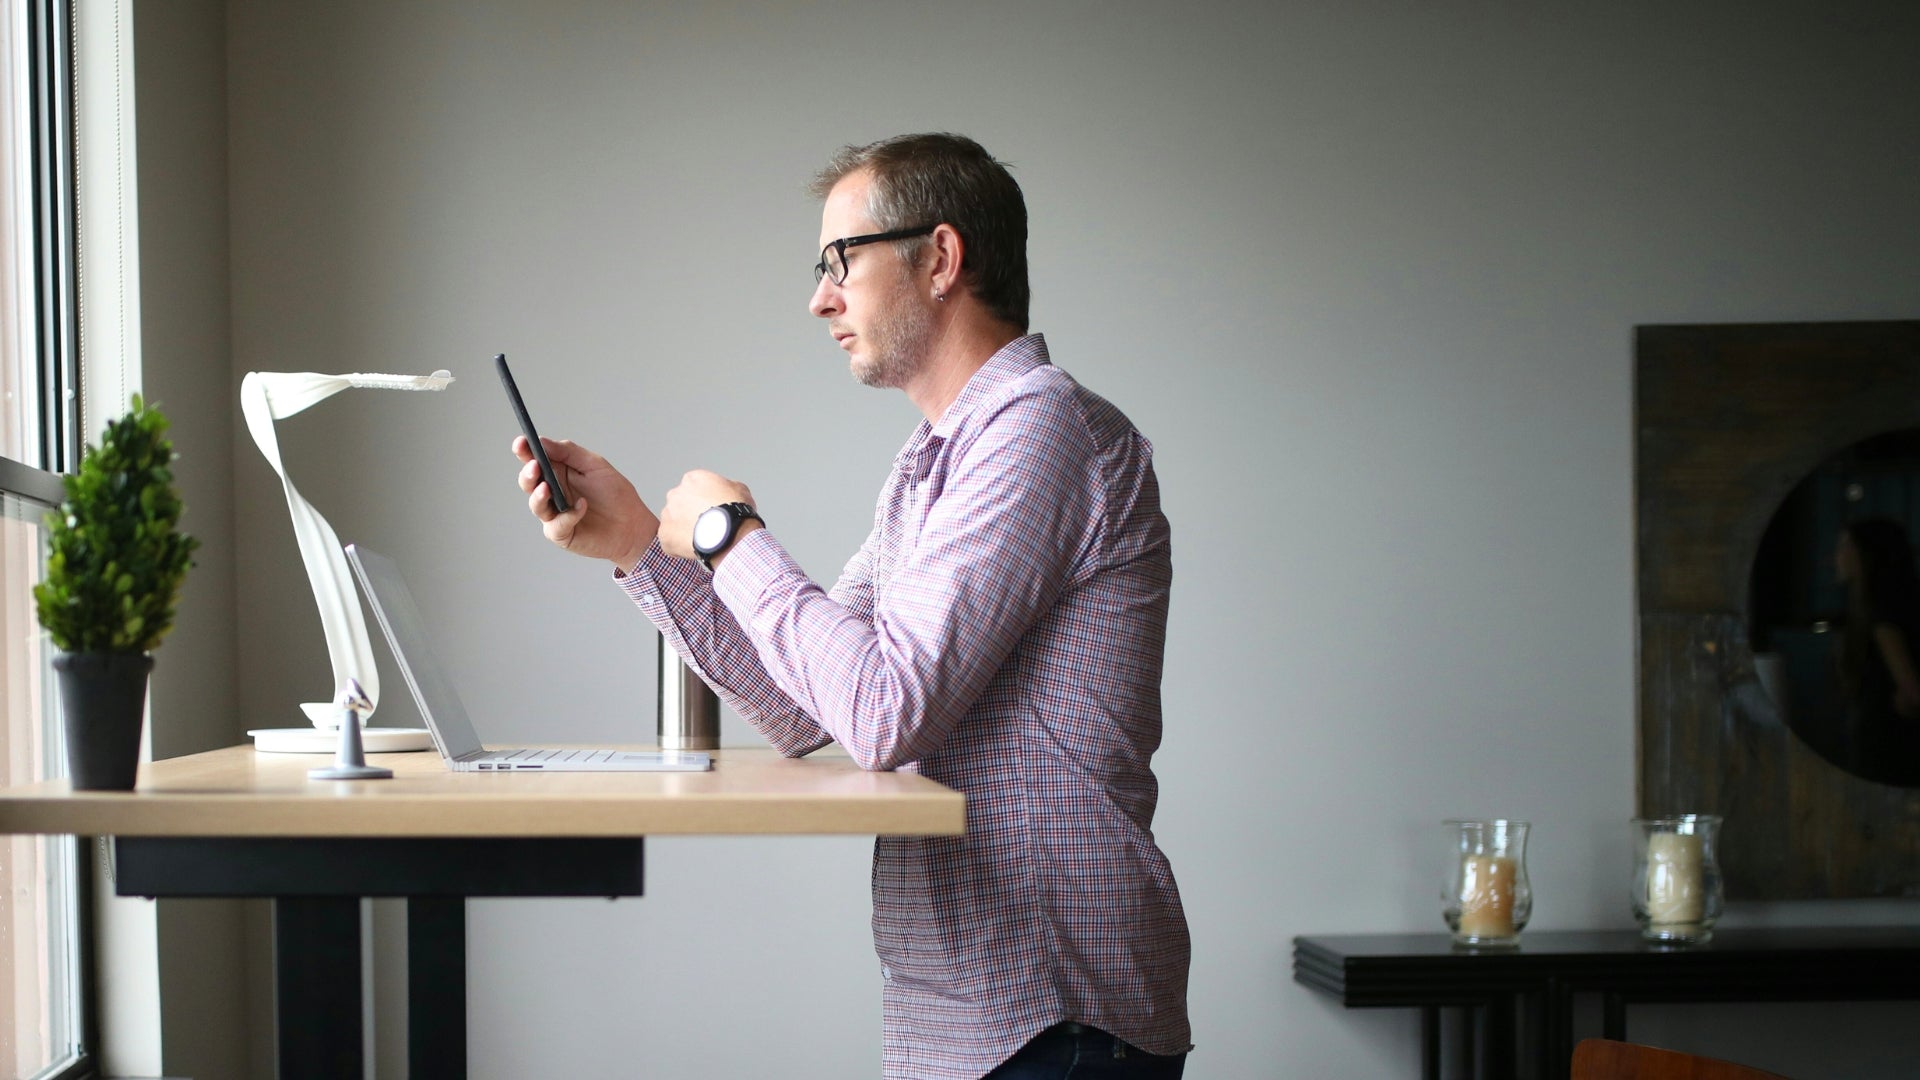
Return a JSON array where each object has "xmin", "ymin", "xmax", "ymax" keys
[{"xmin": 1636, "ymin": 320, "xmax": 1920, "ymax": 899}]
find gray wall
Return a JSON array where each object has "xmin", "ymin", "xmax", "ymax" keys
[
  {"xmin": 133, "ymin": 0, "xmax": 1920, "ymax": 1076},
  {"xmin": 132, "ymin": 2, "xmax": 252, "ymax": 1079}
]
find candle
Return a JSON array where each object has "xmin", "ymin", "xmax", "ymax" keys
[
  {"xmin": 1457, "ymin": 854, "xmax": 1517, "ymax": 938},
  {"xmin": 1645, "ymin": 832, "xmax": 1703, "ymax": 926}
]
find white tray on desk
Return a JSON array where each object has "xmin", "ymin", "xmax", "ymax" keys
[{"xmin": 248, "ymin": 727, "xmax": 433, "ymax": 753}]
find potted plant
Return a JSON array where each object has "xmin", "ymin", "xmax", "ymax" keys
[{"xmin": 32, "ymin": 395, "xmax": 199, "ymax": 790}]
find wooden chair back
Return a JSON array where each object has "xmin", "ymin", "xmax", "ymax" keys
[{"xmin": 1571, "ymin": 1039, "xmax": 1792, "ymax": 1080}]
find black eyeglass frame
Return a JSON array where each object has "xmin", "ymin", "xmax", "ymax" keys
[{"xmin": 814, "ymin": 225, "xmax": 938, "ymax": 285}]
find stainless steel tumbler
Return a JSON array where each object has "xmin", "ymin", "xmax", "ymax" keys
[{"xmin": 657, "ymin": 636, "xmax": 719, "ymax": 751}]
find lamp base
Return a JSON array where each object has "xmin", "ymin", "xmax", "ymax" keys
[{"xmin": 249, "ymin": 727, "xmax": 432, "ymax": 754}]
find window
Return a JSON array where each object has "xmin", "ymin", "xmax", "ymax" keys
[{"xmin": 1, "ymin": 0, "xmax": 90, "ymax": 1077}]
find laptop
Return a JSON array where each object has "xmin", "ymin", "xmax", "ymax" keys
[{"xmin": 345, "ymin": 543, "xmax": 712, "ymax": 772}]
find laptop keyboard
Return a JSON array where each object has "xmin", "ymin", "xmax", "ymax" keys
[{"xmin": 468, "ymin": 748, "xmax": 616, "ymax": 768}]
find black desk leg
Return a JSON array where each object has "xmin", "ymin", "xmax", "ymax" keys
[
  {"xmin": 1543, "ymin": 979, "xmax": 1574, "ymax": 1080},
  {"xmin": 409, "ymin": 897, "xmax": 468, "ymax": 1079},
  {"xmin": 1601, "ymin": 993, "xmax": 1626, "ymax": 1041},
  {"xmin": 1524, "ymin": 988, "xmax": 1551, "ymax": 1080},
  {"xmin": 275, "ymin": 897, "xmax": 364, "ymax": 1080},
  {"xmin": 1446, "ymin": 1006, "xmax": 1475, "ymax": 1079},
  {"xmin": 1478, "ymin": 996, "xmax": 1514, "ymax": 1080},
  {"xmin": 1422, "ymin": 1007, "xmax": 1440, "ymax": 1080}
]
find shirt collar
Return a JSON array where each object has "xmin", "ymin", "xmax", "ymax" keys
[{"xmin": 929, "ymin": 333, "xmax": 1049, "ymax": 440}]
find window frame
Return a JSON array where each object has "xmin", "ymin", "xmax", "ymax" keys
[
  {"xmin": 24, "ymin": 0, "xmax": 77, "ymax": 476},
  {"xmin": 0, "ymin": 454, "xmax": 66, "ymax": 506},
  {"xmin": 4, "ymin": 0, "xmax": 97, "ymax": 1077}
]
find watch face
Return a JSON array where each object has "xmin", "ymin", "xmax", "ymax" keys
[{"xmin": 692, "ymin": 506, "xmax": 730, "ymax": 554}]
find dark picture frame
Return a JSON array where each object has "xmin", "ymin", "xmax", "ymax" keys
[{"xmin": 1636, "ymin": 320, "xmax": 1920, "ymax": 900}]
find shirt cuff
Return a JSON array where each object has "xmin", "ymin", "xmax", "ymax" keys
[
  {"xmin": 710, "ymin": 526, "xmax": 795, "ymax": 613},
  {"xmin": 614, "ymin": 537, "xmax": 695, "ymax": 606}
]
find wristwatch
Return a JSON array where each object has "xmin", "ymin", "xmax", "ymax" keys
[{"xmin": 691, "ymin": 502, "xmax": 763, "ymax": 571}]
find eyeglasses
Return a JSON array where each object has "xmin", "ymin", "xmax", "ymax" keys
[{"xmin": 814, "ymin": 225, "xmax": 937, "ymax": 286}]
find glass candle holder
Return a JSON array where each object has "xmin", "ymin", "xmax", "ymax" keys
[
  {"xmin": 1443, "ymin": 819, "xmax": 1531, "ymax": 947},
  {"xmin": 1631, "ymin": 815, "xmax": 1724, "ymax": 945}
]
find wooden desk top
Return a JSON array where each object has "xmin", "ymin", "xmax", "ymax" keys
[{"xmin": 0, "ymin": 745, "xmax": 965, "ymax": 839}]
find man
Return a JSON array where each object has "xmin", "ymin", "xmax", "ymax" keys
[{"xmin": 512, "ymin": 133, "xmax": 1190, "ymax": 1080}]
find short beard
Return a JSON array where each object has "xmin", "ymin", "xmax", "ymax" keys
[{"xmin": 852, "ymin": 276, "xmax": 936, "ymax": 389}]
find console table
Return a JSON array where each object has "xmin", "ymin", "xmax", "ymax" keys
[
  {"xmin": 1293, "ymin": 928, "xmax": 1920, "ymax": 1080},
  {"xmin": 0, "ymin": 744, "xmax": 965, "ymax": 1080}
]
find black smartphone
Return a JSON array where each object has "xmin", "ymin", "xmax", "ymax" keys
[{"xmin": 494, "ymin": 353, "xmax": 570, "ymax": 514}]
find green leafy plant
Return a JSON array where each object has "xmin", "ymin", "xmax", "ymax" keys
[{"xmin": 33, "ymin": 395, "xmax": 199, "ymax": 653}]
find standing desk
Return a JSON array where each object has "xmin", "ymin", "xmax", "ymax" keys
[{"xmin": 0, "ymin": 744, "xmax": 966, "ymax": 1079}]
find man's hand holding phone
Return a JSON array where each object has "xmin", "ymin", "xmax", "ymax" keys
[
  {"xmin": 512, "ymin": 435, "xmax": 660, "ymax": 572},
  {"xmin": 497, "ymin": 353, "xmax": 658, "ymax": 571}
]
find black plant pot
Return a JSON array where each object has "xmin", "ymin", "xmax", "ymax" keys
[{"xmin": 53, "ymin": 652, "xmax": 154, "ymax": 791}]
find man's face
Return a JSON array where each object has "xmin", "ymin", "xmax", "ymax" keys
[{"xmin": 809, "ymin": 170, "xmax": 933, "ymax": 389}]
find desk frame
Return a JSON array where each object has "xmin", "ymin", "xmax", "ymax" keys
[{"xmin": 116, "ymin": 837, "xmax": 650, "ymax": 1079}]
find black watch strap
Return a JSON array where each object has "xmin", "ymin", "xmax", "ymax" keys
[{"xmin": 698, "ymin": 502, "xmax": 763, "ymax": 571}]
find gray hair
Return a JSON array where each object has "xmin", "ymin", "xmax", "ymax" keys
[{"xmin": 810, "ymin": 133, "xmax": 1030, "ymax": 331}]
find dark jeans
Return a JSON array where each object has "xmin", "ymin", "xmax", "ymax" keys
[{"xmin": 983, "ymin": 1022, "xmax": 1187, "ymax": 1080}]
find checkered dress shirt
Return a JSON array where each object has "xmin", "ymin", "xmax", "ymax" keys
[{"xmin": 619, "ymin": 334, "xmax": 1191, "ymax": 1079}]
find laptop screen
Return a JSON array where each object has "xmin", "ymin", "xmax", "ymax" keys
[{"xmin": 345, "ymin": 544, "xmax": 485, "ymax": 760}]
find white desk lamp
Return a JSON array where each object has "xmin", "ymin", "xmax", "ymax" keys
[{"xmin": 241, "ymin": 368, "xmax": 452, "ymax": 753}]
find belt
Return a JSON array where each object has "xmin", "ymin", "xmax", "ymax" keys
[
  {"xmin": 1056, "ymin": 1021, "xmax": 1101, "ymax": 1036},
  {"xmin": 1046, "ymin": 1022, "xmax": 1193, "ymax": 1057}
]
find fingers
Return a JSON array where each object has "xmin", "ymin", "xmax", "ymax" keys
[
  {"xmin": 544, "ymin": 438, "xmax": 609, "ymax": 482},
  {"xmin": 518, "ymin": 460, "xmax": 579, "ymax": 515},
  {"xmin": 519, "ymin": 457, "xmax": 546, "ymax": 496},
  {"xmin": 512, "ymin": 433, "xmax": 597, "ymax": 459},
  {"xmin": 670, "ymin": 469, "xmax": 756, "ymax": 511},
  {"xmin": 530, "ymin": 478, "xmax": 588, "ymax": 533},
  {"xmin": 542, "ymin": 497, "xmax": 588, "ymax": 547},
  {"xmin": 512, "ymin": 435, "xmax": 597, "ymax": 474},
  {"xmin": 527, "ymin": 479, "xmax": 559, "ymax": 521}
]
